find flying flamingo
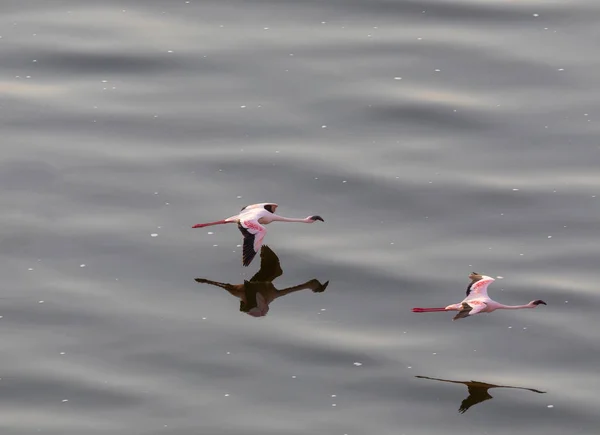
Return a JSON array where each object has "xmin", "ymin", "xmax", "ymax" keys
[
  {"xmin": 415, "ymin": 375, "xmax": 545, "ymax": 414},
  {"xmin": 412, "ymin": 272, "xmax": 547, "ymax": 320},
  {"xmin": 192, "ymin": 203, "xmax": 324, "ymax": 266}
]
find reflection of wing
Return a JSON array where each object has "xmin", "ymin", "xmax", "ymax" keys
[
  {"xmin": 465, "ymin": 276, "xmax": 495, "ymax": 299},
  {"xmin": 459, "ymin": 386, "xmax": 493, "ymax": 414},
  {"xmin": 238, "ymin": 220, "xmax": 266, "ymax": 267},
  {"xmin": 250, "ymin": 245, "xmax": 283, "ymax": 282}
]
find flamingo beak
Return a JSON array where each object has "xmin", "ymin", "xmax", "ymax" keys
[
  {"xmin": 192, "ymin": 224, "xmax": 203, "ymax": 228},
  {"xmin": 311, "ymin": 215, "xmax": 324, "ymax": 222}
]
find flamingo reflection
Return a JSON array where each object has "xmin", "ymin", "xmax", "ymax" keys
[
  {"xmin": 416, "ymin": 375, "xmax": 545, "ymax": 414},
  {"xmin": 195, "ymin": 245, "xmax": 329, "ymax": 317}
]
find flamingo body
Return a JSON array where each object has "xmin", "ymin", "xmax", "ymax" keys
[
  {"xmin": 192, "ymin": 203, "xmax": 324, "ymax": 266},
  {"xmin": 412, "ymin": 273, "xmax": 547, "ymax": 320}
]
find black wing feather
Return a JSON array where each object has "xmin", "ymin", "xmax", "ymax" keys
[
  {"xmin": 238, "ymin": 223, "xmax": 258, "ymax": 267},
  {"xmin": 250, "ymin": 245, "xmax": 283, "ymax": 282}
]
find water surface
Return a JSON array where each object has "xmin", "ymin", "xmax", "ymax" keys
[{"xmin": 2, "ymin": 1, "xmax": 600, "ymax": 434}]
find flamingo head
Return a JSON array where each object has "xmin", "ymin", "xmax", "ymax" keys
[
  {"xmin": 308, "ymin": 215, "xmax": 324, "ymax": 223},
  {"xmin": 530, "ymin": 299, "xmax": 547, "ymax": 307},
  {"xmin": 469, "ymin": 271, "xmax": 483, "ymax": 281}
]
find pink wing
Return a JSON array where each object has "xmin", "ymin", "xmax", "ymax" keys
[
  {"xmin": 238, "ymin": 220, "xmax": 267, "ymax": 267},
  {"xmin": 465, "ymin": 276, "xmax": 495, "ymax": 299},
  {"xmin": 467, "ymin": 300, "xmax": 487, "ymax": 315}
]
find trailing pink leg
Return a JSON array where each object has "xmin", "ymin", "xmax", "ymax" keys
[{"xmin": 412, "ymin": 307, "xmax": 447, "ymax": 313}]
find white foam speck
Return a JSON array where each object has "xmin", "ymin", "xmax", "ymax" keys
[
  {"xmin": 207, "ymin": 232, "xmax": 214, "ymax": 235},
  {"xmin": 28, "ymin": 268, "xmax": 33, "ymax": 271},
  {"xmin": 39, "ymin": 301, "xmax": 44, "ymax": 304},
  {"xmin": 151, "ymin": 233, "xmax": 158, "ymax": 237},
  {"xmin": 62, "ymin": 399, "xmax": 69, "ymax": 402},
  {"xmin": 547, "ymin": 404, "xmax": 554, "ymax": 408},
  {"xmin": 496, "ymin": 276, "xmax": 504, "ymax": 279},
  {"xmin": 512, "ymin": 188, "xmax": 519, "ymax": 191},
  {"xmin": 224, "ymin": 393, "xmax": 230, "ymax": 397},
  {"xmin": 321, "ymin": 125, "xmax": 327, "ymax": 128},
  {"xmin": 394, "ymin": 77, "xmax": 402, "ymax": 80},
  {"xmin": 80, "ymin": 264, "xmax": 86, "ymax": 268},
  {"xmin": 353, "ymin": 362, "xmax": 362, "ymax": 366}
]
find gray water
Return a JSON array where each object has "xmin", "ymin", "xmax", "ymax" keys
[{"xmin": 2, "ymin": 1, "xmax": 600, "ymax": 434}]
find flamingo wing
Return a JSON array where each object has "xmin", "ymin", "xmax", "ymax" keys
[
  {"xmin": 238, "ymin": 220, "xmax": 267, "ymax": 267},
  {"xmin": 459, "ymin": 387, "xmax": 492, "ymax": 414},
  {"xmin": 453, "ymin": 301, "xmax": 487, "ymax": 321},
  {"xmin": 250, "ymin": 245, "xmax": 283, "ymax": 282},
  {"xmin": 465, "ymin": 276, "xmax": 495, "ymax": 299}
]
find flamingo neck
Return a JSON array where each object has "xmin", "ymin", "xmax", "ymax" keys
[
  {"xmin": 270, "ymin": 215, "xmax": 310, "ymax": 223},
  {"xmin": 495, "ymin": 303, "xmax": 534, "ymax": 310}
]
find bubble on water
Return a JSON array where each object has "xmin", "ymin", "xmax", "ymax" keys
[
  {"xmin": 321, "ymin": 125, "xmax": 327, "ymax": 128},
  {"xmin": 240, "ymin": 105, "xmax": 246, "ymax": 108},
  {"xmin": 28, "ymin": 268, "xmax": 33, "ymax": 271},
  {"xmin": 151, "ymin": 234, "xmax": 158, "ymax": 237},
  {"xmin": 512, "ymin": 188, "xmax": 519, "ymax": 191},
  {"xmin": 39, "ymin": 301, "xmax": 44, "ymax": 304},
  {"xmin": 62, "ymin": 399, "xmax": 69, "ymax": 402},
  {"xmin": 434, "ymin": 69, "xmax": 441, "ymax": 72},
  {"xmin": 496, "ymin": 276, "xmax": 504, "ymax": 279},
  {"xmin": 80, "ymin": 264, "xmax": 86, "ymax": 268},
  {"xmin": 331, "ymin": 394, "xmax": 337, "ymax": 397},
  {"xmin": 207, "ymin": 232, "xmax": 214, "ymax": 235},
  {"xmin": 547, "ymin": 404, "xmax": 554, "ymax": 408},
  {"xmin": 353, "ymin": 362, "xmax": 362, "ymax": 366},
  {"xmin": 394, "ymin": 77, "xmax": 402, "ymax": 80},
  {"xmin": 292, "ymin": 375, "xmax": 297, "ymax": 378},
  {"xmin": 224, "ymin": 393, "xmax": 230, "ymax": 397}
]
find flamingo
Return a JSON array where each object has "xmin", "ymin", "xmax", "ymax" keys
[
  {"xmin": 415, "ymin": 375, "xmax": 545, "ymax": 414},
  {"xmin": 412, "ymin": 272, "xmax": 547, "ymax": 320},
  {"xmin": 192, "ymin": 203, "xmax": 324, "ymax": 266},
  {"xmin": 195, "ymin": 245, "xmax": 329, "ymax": 317}
]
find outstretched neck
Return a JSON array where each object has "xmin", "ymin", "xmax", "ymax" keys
[
  {"xmin": 270, "ymin": 215, "xmax": 310, "ymax": 223},
  {"xmin": 496, "ymin": 303, "xmax": 534, "ymax": 310}
]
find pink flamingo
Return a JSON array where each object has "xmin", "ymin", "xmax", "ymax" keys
[
  {"xmin": 192, "ymin": 203, "xmax": 324, "ymax": 266},
  {"xmin": 412, "ymin": 272, "xmax": 547, "ymax": 320}
]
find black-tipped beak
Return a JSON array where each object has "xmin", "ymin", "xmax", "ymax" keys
[
  {"xmin": 311, "ymin": 215, "xmax": 324, "ymax": 222},
  {"xmin": 533, "ymin": 300, "xmax": 547, "ymax": 306}
]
